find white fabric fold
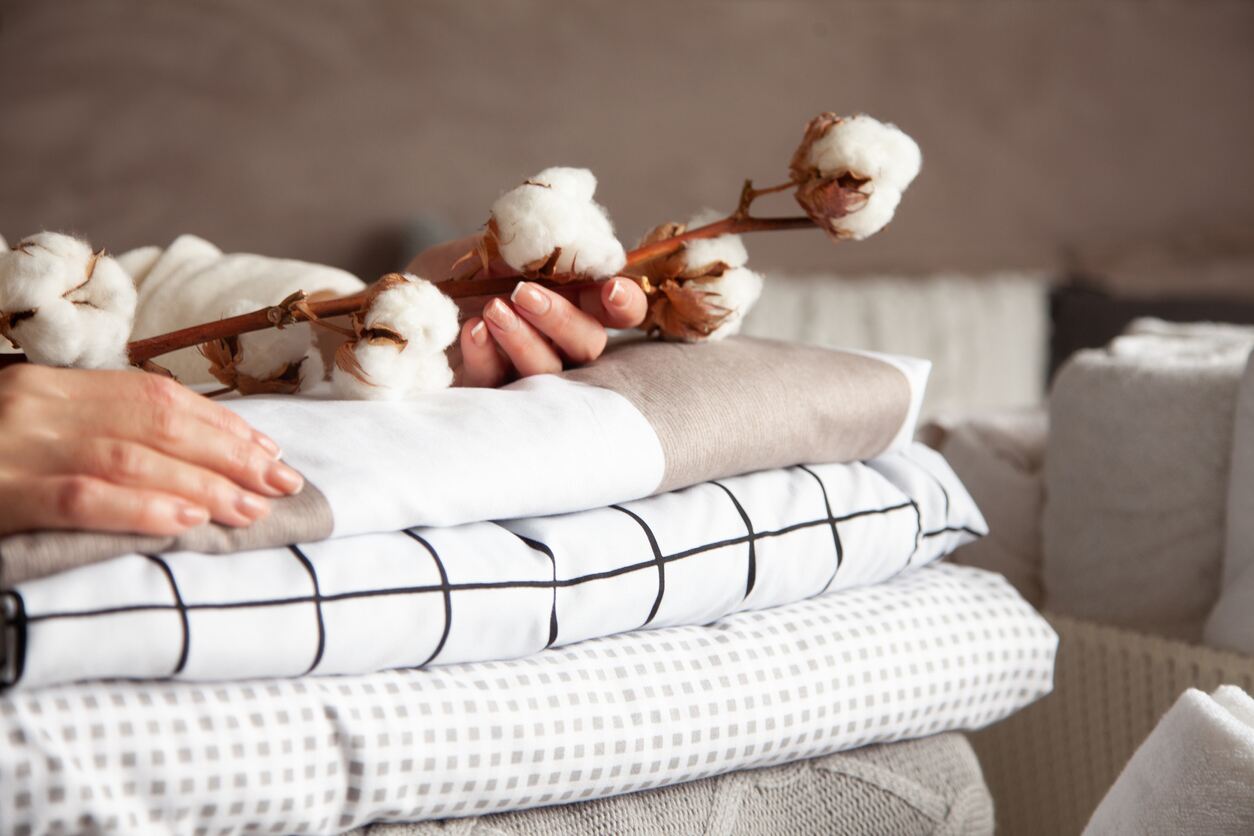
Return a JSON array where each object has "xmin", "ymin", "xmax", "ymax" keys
[{"xmin": 1085, "ymin": 685, "xmax": 1254, "ymax": 835}]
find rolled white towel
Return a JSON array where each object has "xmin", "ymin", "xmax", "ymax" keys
[
  {"xmin": 1043, "ymin": 324, "xmax": 1254, "ymax": 641},
  {"xmin": 128, "ymin": 235, "xmax": 365, "ymax": 383},
  {"xmin": 1084, "ymin": 685, "xmax": 1254, "ymax": 835}
]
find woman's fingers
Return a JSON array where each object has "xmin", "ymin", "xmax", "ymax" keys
[
  {"xmin": 15, "ymin": 365, "xmax": 278, "ymax": 453},
  {"xmin": 481, "ymin": 298, "xmax": 563, "ymax": 377},
  {"xmin": 579, "ymin": 277, "xmax": 648, "ymax": 330},
  {"xmin": 458, "ymin": 317, "xmax": 511, "ymax": 388},
  {"xmin": 42, "ymin": 438, "xmax": 273, "ymax": 528},
  {"xmin": 58, "ymin": 401, "xmax": 304, "ymax": 499},
  {"xmin": 2, "ymin": 477, "xmax": 209, "ymax": 537},
  {"xmin": 509, "ymin": 282, "xmax": 608, "ymax": 364}
]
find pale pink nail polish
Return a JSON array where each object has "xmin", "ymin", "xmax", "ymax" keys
[
  {"xmin": 511, "ymin": 282, "xmax": 551, "ymax": 316},
  {"xmin": 176, "ymin": 504, "xmax": 210, "ymax": 528},
  {"xmin": 484, "ymin": 298, "xmax": 519, "ymax": 332},
  {"xmin": 469, "ymin": 320, "xmax": 488, "ymax": 346},
  {"xmin": 607, "ymin": 279, "xmax": 625, "ymax": 307},
  {"xmin": 254, "ymin": 432, "xmax": 282, "ymax": 460}
]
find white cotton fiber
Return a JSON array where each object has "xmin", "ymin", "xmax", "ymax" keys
[
  {"xmin": 805, "ymin": 114, "xmax": 922, "ymax": 193},
  {"xmin": 830, "ymin": 186, "xmax": 904, "ymax": 241},
  {"xmin": 0, "ymin": 232, "xmax": 137, "ymax": 368},
  {"xmin": 222, "ymin": 299, "xmax": 317, "ymax": 383},
  {"xmin": 694, "ymin": 267, "xmax": 764, "ymax": 342},
  {"xmin": 331, "ymin": 274, "xmax": 459, "ymax": 400},
  {"xmin": 680, "ymin": 209, "xmax": 749, "ymax": 271},
  {"xmin": 490, "ymin": 167, "xmax": 627, "ymax": 279},
  {"xmin": 793, "ymin": 114, "xmax": 922, "ymax": 241}
]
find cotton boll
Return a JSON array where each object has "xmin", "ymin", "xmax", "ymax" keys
[
  {"xmin": 828, "ymin": 186, "xmax": 904, "ymax": 241},
  {"xmin": 490, "ymin": 168, "xmax": 627, "ymax": 280},
  {"xmin": 330, "ymin": 274, "xmax": 459, "ymax": 400},
  {"xmin": 298, "ymin": 344, "xmax": 325, "ymax": 389},
  {"xmin": 221, "ymin": 299, "xmax": 316, "ymax": 382},
  {"xmin": 0, "ymin": 232, "xmax": 137, "ymax": 368},
  {"xmin": 680, "ymin": 209, "xmax": 748, "ymax": 271},
  {"xmin": 789, "ymin": 113, "xmax": 921, "ymax": 242},
  {"xmin": 331, "ymin": 341, "xmax": 453, "ymax": 401},
  {"xmin": 803, "ymin": 114, "xmax": 921, "ymax": 192},
  {"xmin": 693, "ymin": 267, "xmax": 764, "ymax": 341},
  {"xmin": 361, "ymin": 273, "xmax": 461, "ymax": 353},
  {"xmin": 529, "ymin": 166, "xmax": 598, "ymax": 204}
]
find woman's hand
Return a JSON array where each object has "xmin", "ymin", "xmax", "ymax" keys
[
  {"xmin": 0, "ymin": 365, "xmax": 305, "ymax": 537},
  {"xmin": 407, "ymin": 236, "xmax": 648, "ymax": 388}
]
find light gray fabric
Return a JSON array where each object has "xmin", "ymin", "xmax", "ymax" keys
[
  {"xmin": 1207, "ymin": 351, "xmax": 1254, "ymax": 654},
  {"xmin": 920, "ymin": 408, "xmax": 1047, "ymax": 607},
  {"xmin": 1042, "ymin": 325, "xmax": 1254, "ymax": 641},
  {"xmin": 352, "ymin": 733, "xmax": 993, "ymax": 836}
]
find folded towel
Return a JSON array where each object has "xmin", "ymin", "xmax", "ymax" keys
[
  {"xmin": 0, "ymin": 337, "xmax": 929, "ymax": 586},
  {"xmin": 919, "ymin": 408, "xmax": 1047, "ymax": 606},
  {"xmin": 1084, "ymin": 685, "xmax": 1254, "ymax": 835},
  {"xmin": 2, "ymin": 443, "xmax": 981, "ymax": 690},
  {"xmin": 126, "ymin": 234, "xmax": 366, "ymax": 382},
  {"xmin": 1206, "ymin": 350, "xmax": 1254, "ymax": 654},
  {"xmin": 1043, "ymin": 322, "xmax": 1254, "ymax": 641}
]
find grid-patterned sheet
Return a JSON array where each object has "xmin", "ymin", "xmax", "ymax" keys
[
  {"xmin": 0, "ymin": 564, "xmax": 1056, "ymax": 836},
  {"xmin": 3, "ymin": 444, "xmax": 983, "ymax": 691}
]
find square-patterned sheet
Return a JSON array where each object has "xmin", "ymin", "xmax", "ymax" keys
[{"xmin": 0, "ymin": 564, "xmax": 1056, "ymax": 835}]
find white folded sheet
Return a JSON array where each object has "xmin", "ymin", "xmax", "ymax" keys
[
  {"xmin": 0, "ymin": 564, "xmax": 1056, "ymax": 836},
  {"xmin": 2, "ymin": 444, "xmax": 983, "ymax": 690}
]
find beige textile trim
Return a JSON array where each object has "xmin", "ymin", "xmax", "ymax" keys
[
  {"xmin": 567, "ymin": 337, "xmax": 912, "ymax": 493},
  {"xmin": 0, "ymin": 481, "xmax": 333, "ymax": 586}
]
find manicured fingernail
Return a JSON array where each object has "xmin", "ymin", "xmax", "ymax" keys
[
  {"xmin": 254, "ymin": 432, "xmax": 282, "ymax": 459},
  {"xmin": 607, "ymin": 279, "xmax": 626, "ymax": 307},
  {"xmin": 265, "ymin": 461, "xmax": 304, "ymax": 495},
  {"xmin": 469, "ymin": 320, "xmax": 488, "ymax": 347},
  {"xmin": 484, "ymin": 298, "xmax": 519, "ymax": 332},
  {"xmin": 235, "ymin": 492, "xmax": 270, "ymax": 520},
  {"xmin": 176, "ymin": 504, "xmax": 209, "ymax": 528},
  {"xmin": 511, "ymin": 282, "xmax": 551, "ymax": 316}
]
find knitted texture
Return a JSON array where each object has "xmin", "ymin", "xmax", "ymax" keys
[
  {"xmin": 971, "ymin": 613, "xmax": 1254, "ymax": 836},
  {"xmin": 354, "ymin": 733, "xmax": 992, "ymax": 836}
]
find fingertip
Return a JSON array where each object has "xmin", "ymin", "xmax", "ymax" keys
[
  {"xmin": 459, "ymin": 317, "xmax": 508, "ymax": 388},
  {"xmin": 462, "ymin": 317, "xmax": 489, "ymax": 349},
  {"xmin": 601, "ymin": 278, "xmax": 647, "ymax": 329}
]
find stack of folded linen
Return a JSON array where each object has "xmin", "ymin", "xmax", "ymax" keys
[{"xmin": 0, "ymin": 337, "xmax": 1057, "ymax": 835}]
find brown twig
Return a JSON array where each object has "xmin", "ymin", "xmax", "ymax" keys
[{"xmin": 0, "ymin": 184, "xmax": 819, "ymax": 371}]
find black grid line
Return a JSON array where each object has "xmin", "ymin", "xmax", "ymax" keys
[
  {"xmin": 709, "ymin": 481, "xmax": 757, "ymax": 599},
  {"xmin": 0, "ymin": 590, "xmax": 27, "ymax": 688},
  {"xmin": 611, "ymin": 505, "xmax": 666, "ymax": 626},
  {"xmin": 288, "ymin": 546, "xmax": 326, "ymax": 676},
  {"xmin": 923, "ymin": 525, "xmax": 984, "ymax": 539},
  {"xmin": 401, "ymin": 530, "xmax": 453, "ymax": 667},
  {"xmin": 510, "ymin": 533, "xmax": 560, "ymax": 648},
  {"xmin": 143, "ymin": 554, "xmax": 190, "ymax": 676},
  {"xmin": 17, "ymin": 502, "xmax": 921, "ymax": 626},
  {"xmin": 797, "ymin": 465, "xmax": 845, "ymax": 594}
]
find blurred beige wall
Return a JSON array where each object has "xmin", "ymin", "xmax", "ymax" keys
[{"xmin": 1, "ymin": 0, "xmax": 1252, "ymax": 281}]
